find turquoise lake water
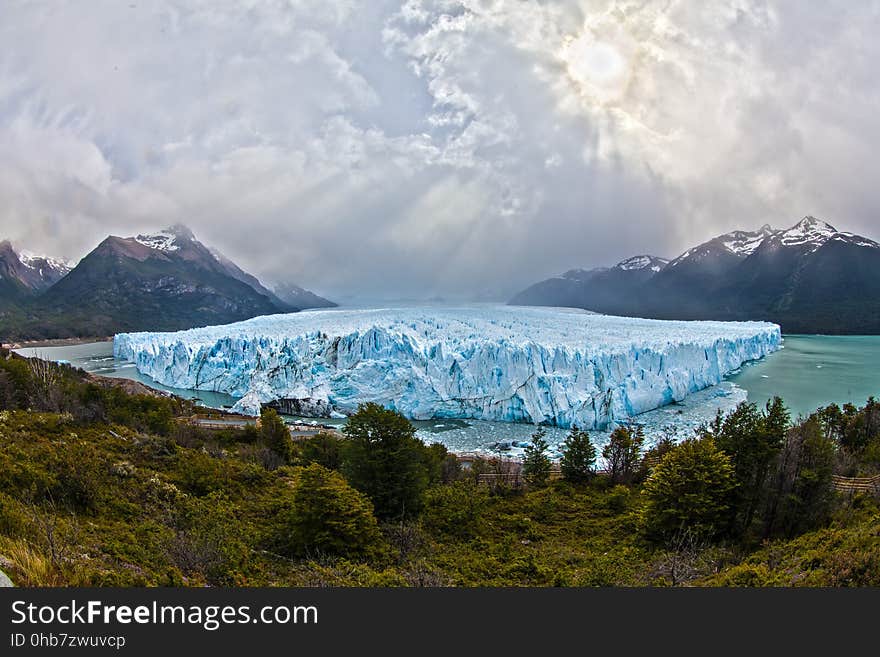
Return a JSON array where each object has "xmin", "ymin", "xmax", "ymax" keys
[{"xmin": 727, "ymin": 335, "xmax": 880, "ymax": 419}]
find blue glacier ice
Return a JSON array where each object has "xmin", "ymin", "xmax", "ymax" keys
[{"xmin": 113, "ymin": 305, "xmax": 782, "ymax": 429}]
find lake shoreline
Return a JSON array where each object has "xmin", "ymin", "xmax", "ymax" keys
[{"xmin": 3, "ymin": 335, "xmax": 113, "ymax": 349}]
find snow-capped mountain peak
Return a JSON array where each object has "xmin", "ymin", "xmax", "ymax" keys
[
  {"xmin": 667, "ymin": 225, "xmax": 777, "ymax": 269},
  {"xmin": 720, "ymin": 224, "xmax": 779, "ymax": 257},
  {"xmin": 133, "ymin": 224, "xmax": 195, "ymax": 253},
  {"xmin": 0, "ymin": 243, "xmax": 71, "ymax": 291},
  {"xmin": 19, "ymin": 252, "xmax": 72, "ymax": 277},
  {"xmin": 761, "ymin": 216, "xmax": 879, "ymax": 253},
  {"xmin": 616, "ymin": 255, "xmax": 669, "ymax": 272},
  {"xmin": 777, "ymin": 216, "xmax": 839, "ymax": 250}
]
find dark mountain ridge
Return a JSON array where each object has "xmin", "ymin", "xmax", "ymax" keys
[
  {"xmin": 510, "ymin": 217, "xmax": 880, "ymax": 334},
  {"xmin": 0, "ymin": 225, "xmax": 335, "ymax": 340}
]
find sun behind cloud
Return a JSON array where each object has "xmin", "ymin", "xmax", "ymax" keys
[{"xmin": 560, "ymin": 32, "xmax": 632, "ymax": 106}]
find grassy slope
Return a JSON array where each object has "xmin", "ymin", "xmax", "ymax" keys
[
  {"xmin": 0, "ymin": 351, "xmax": 877, "ymax": 587},
  {"xmin": 1, "ymin": 406, "xmax": 877, "ymax": 587}
]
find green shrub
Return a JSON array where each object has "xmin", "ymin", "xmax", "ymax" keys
[
  {"xmin": 273, "ymin": 464, "xmax": 383, "ymax": 560},
  {"xmin": 421, "ymin": 482, "xmax": 489, "ymax": 539},
  {"xmin": 0, "ymin": 492, "xmax": 29, "ymax": 538},
  {"xmin": 172, "ymin": 450, "xmax": 229, "ymax": 497},
  {"xmin": 641, "ymin": 438, "xmax": 737, "ymax": 543},
  {"xmin": 50, "ymin": 442, "xmax": 107, "ymax": 513},
  {"xmin": 165, "ymin": 491, "xmax": 252, "ymax": 586},
  {"xmin": 706, "ymin": 563, "xmax": 783, "ymax": 587},
  {"xmin": 605, "ymin": 485, "xmax": 631, "ymax": 515},
  {"xmin": 298, "ymin": 432, "xmax": 344, "ymax": 471}
]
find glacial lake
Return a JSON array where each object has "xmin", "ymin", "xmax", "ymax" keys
[
  {"xmin": 14, "ymin": 334, "xmax": 879, "ymax": 457},
  {"xmin": 727, "ymin": 335, "xmax": 880, "ymax": 419}
]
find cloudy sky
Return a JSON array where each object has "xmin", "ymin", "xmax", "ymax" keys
[{"xmin": 2, "ymin": 1, "xmax": 879, "ymax": 301}]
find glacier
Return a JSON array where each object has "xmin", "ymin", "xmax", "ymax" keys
[{"xmin": 113, "ymin": 305, "xmax": 782, "ymax": 429}]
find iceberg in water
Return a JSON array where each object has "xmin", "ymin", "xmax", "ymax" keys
[{"xmin": 113, "ymin": 305, "xmax": 781, "ymax": 429}]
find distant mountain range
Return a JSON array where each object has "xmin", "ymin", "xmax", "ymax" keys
[
  {"xmin": 0, "ymin": 225, "xmax": 335, "ymax": 340},
  {"xmin": 0, "ymin": 240, "xmax": 71, "ymax": 301},
  {"xmin": 510, "ymin": 217, "xmax": 880, "ymax": 334},
  {"xmin": 271, "ymin": 281, "xmax": 338, "ymax": 310}
]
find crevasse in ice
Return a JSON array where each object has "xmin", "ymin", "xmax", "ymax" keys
[{"xmin": 113, "ymin": 305, "xmax": 781, "ymax": 429}]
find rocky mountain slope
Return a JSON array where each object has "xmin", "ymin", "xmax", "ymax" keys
[{"xmin": 0, "ymin": 225, "xmax": 335, "ymax": 339}]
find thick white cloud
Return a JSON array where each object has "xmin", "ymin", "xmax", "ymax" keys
[{"xmin": 1, "ymin": 0, "xmax": 879, "ymax": 300}]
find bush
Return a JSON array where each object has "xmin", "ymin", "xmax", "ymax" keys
[
  {"xmin": 605, "ymin": 485, "xmax": 631, "ymax": 515},
  {"xmin": 173, "ymin": 450, "xmax": 228, "ymax": 497},
  {"xmin": 641, "ymin": 438, "xmax": 737, "ymax": 543},
  {"xmin": 165, "ymin": 491, "xmax": 251, "ymax": 586},
  {"xmin": 50, "ymin": 442, "xmax": 107, "ymax": 513},
  {"xmin": 298, "ymin": 432, "xmax": 344, "ymax": 471},
  {"xmin": 421, "ymin": 482, "xmax": 489, "ymax": 539},
  {"xmin": 0, "ymin": 492, "xmax": 29, "ymax": 538},
  {"xmin": 824, "ymin": 548, "xmax": 880, "ymax": 586},
  {"xmin": 273, "ymin": 464, "xmax": 383, "ymax": 559},
  {"xmin": 706, "ymin": 563, "xmax": 784, "ymax": 587}
]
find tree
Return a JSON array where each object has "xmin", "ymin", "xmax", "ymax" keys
[
  {"xmin": 637, "ymin": 434, "xmax": 677, "ymax": 482},
  {"xmin": 341, "ymin": 403, "xmax": 430, "ymax": 520},
  {"xmin": 522, "ymin": 428, "xmax": 552, "ymax": 487},
  {"xmin": 559, "ymin": 426, "xmax": 596, "ymax": 483},
  {"xmin": 838, "ymin": 397, "xmax": 880, "ymax": 453},
  {"xmin": 641, "ymin": 438, "xmax": 737, "ymax": 543},
  {"xmin": 762, "ymin": 417, "xmax": 836, "ymax": 538},
  {"xmin": 274, "ymin": 464, "xmax": 383, "ymax": 559},
  {"xmin": 602, "ymin": 426, "xmax": 644, "ymax": 485},
  {"xmin": 259, "ymin": 408, "xmax": 293, "ymax": 465},
  {"xmin": 298, "ymin": 431, "xmax": 344, "ymax": 471},
  {"xmin": 814, "ymin": 403, "xmax": 845, "ymax": 444},
  {"xmin": 709, "ymin": 398, "xmax": 789, "ymax": 534},
  {"xmin": 421, "ymin": 442, "xmax": 454, "ymax": 486}
]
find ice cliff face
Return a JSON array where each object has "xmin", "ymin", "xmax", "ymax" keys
[{"xmin": 113, "ymin": 306, "xmax": 781, "ymax": 429}]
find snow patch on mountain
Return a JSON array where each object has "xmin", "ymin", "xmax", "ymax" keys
[
  {"xmin": 19, "ymin": 252, "xmax": 71, "ymax": 276},
  {"xmin": 114, "ymin": 306, "xmax": 781, "ymax": 429},
  {"xmin": 720, "ymin": 225, "xmax": 778, "ymax": 256},
  {"xmin": 777, "ymin": 217, "xmax": 839, "ymax": 251},
  {"xmin": 616, "ymin": 255, "xmax": 669, "ymax": 272},
  {"xmin": 134, "ymin": 231, "xmax": 180, "ymax": 252},
  {"xmin": 834, "ymin": 233, "xmax": 880, "ymax": 249},
  {"xmin": 133, "ymin": 225, "xmax": 195, "ymax": 253},
  {"xmin": 665, "ymin": 217, "xmax": 875, "ymax": 268}
]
